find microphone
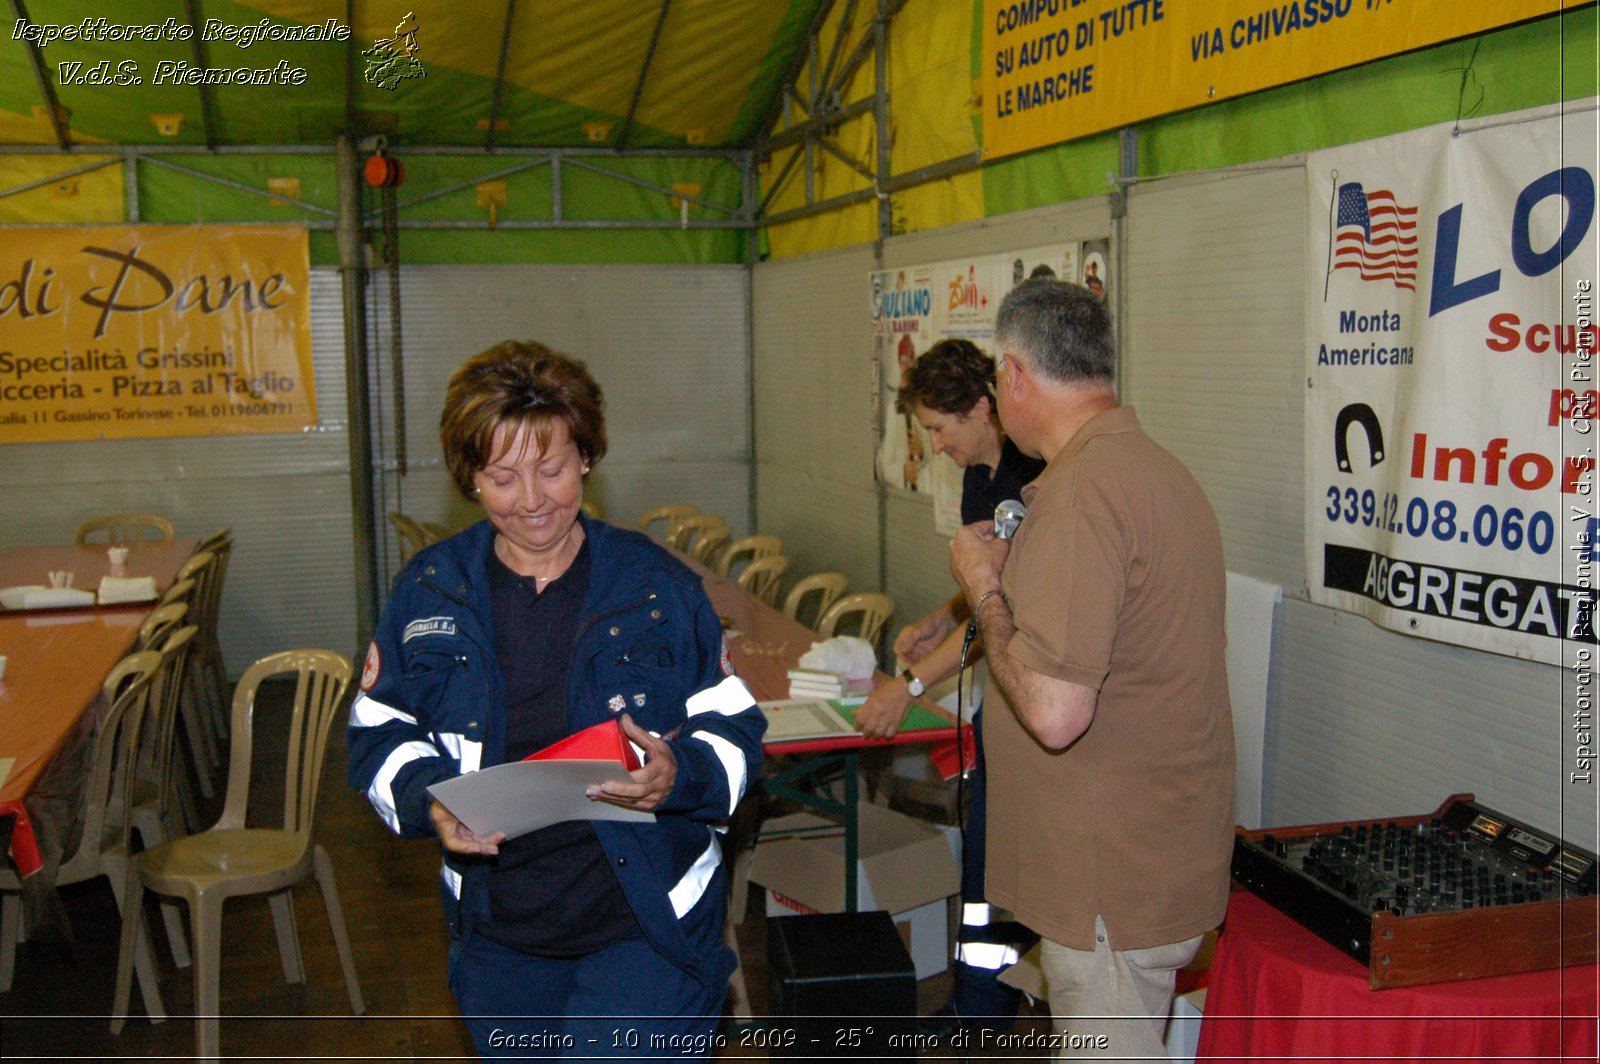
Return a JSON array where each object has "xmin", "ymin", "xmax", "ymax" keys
[
  {"xmin": 966, "ymin": 499, "xmax": 1028, "ymax": 650},
  {"xmin": 993, "ymin": 498, "xmax": 1026, "ymax": 539}
]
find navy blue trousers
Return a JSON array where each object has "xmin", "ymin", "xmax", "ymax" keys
[
  {"xmin": 448, "ymin": 931, "xmax": 727, "ymax": 1059},
  {"xmin": 949, "ymin": 706, "xmax": 1029, "ymax": 1024}
]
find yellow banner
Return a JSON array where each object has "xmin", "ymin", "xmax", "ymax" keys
[
  {"xmin": 0, "ymin": 224, "xmax": 315, "ymax": 443},
  {"xmin": 982, "ymin": 0, "xmax": 1577, "ymax": 161}
]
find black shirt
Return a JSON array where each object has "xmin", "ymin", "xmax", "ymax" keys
[
  {"xmin": 482, "ymin": 537, "xmax": 640, "ymax": 956},
  {"xmin": 961, "ymin": 437, "xmax": 1047, "ymax": 526}
]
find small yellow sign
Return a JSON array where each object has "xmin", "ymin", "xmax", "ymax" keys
[
  {"xmin": 981, "ymin": 0, "xmax": 1577, "ymax": 161},
  {"xmin": 0, "ymin": 224, "xmax": 317, "ymax": 443}
]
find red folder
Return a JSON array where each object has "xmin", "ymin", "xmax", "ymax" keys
[
  {"xmin": 523, "ymin": 719, "xmax": 641, "ymax": 772},
  {"xmin": 929, "ymin": 736, "xmax": 977, "ymax": 781}
]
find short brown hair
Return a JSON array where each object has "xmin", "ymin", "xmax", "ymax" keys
[
  {"xmin": 894, "ymin": 338, "xmax": 995, "ymax": 416},
  {"xmin": 439, "ymin": 340, "xmax": 608, "ymax": 499}
]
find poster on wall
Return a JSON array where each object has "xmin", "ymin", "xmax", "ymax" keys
[
  {"xmin": 872, "ymin": 242, "xmax": 1100, "ymax": 533},
  {"xmin": 0, "ymin": 224, "xmax": 317, "ymax": 444},
  {"xmin": 1305, "ymin": 101, "xmax": 1598, "ymax": 668},
  {"xmin": 981, "ymin": 0, "xmax": 1579, "ymax": 161}
]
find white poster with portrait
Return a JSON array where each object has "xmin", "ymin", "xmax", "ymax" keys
[
  {"xmin": 1305, "ymin": 101, "xmax": 1598, "ymax": 667},
  {"xmin": 872, "ymin": 242, "xmax": 1099, "ymax": 533}
]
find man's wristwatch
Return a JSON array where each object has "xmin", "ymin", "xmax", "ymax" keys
[{"xmin": 900, "ymin": 670, "xmax": 925, "ymax": 698}]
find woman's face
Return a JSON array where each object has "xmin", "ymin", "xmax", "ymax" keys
[
  {"xmin": 474, "ymin": 418, "xmax": 586, "ymax": 570},
  {"xmin": 912, "ymin": 397, "xmax": 996, "ymax": 469}
]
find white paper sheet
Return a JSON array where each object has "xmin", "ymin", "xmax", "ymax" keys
[
  {"xmin": 426, "ymin": 759, "xmax": 655, "ymax": 840},
  {"xmin": 758, "ymin": 699, "xmax": 859, "ymax": 742}
]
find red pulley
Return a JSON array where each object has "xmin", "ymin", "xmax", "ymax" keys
[{"xmin": 364, "ymin": 154, "xmax": 404, "ymax": 188}]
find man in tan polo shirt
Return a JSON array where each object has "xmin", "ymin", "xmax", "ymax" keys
[{"xmin": 949, "ymin": 279, "xmax": 1234, "ymax": 1059}]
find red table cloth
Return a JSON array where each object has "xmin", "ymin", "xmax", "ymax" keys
[{"xmin": 1196, "ymin": 889, "xmax": 1598, "ymax": 1062}]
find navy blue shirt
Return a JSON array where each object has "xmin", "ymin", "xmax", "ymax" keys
[
  {"xmin": 483, "ymin": 538, "xmax": 639, "ymax": 956},
  {"xmin": 962, "ymin": 437, "xmax": 1047, "ymax": 526}
]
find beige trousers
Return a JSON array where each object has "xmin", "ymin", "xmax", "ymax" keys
[{"xmin": 1038, "ymin": 915, "xmax": 1202, "ymax": 1060}]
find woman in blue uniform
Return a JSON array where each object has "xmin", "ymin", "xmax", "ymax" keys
[{"xmin": 348, "ymin": 340, "xmax": 765, "ymax": 1057}]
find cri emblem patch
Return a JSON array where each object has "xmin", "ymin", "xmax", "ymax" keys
[
  {"xmin": 360, "ymin": 641, "xmax": 381, "ymax": 691},
  {"xmin": 607, "ymin": 694, "xmax": 626, "ymax": 713}
]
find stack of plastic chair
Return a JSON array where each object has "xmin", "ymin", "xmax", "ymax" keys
[
  {"xmin": 172, "ymin": 551, "xmax": 223, "ymax": 795},
  {"xmin": 137, "ymin": 606, "xmax": 203, "ymax": 834},
  {"xmin": 111, "ymin": 649, "xmax": 366, "ymax": 1059},
  {"xmin": 195, "ymin": 530, "xmax": 234, "ymax": 755},
  {"xmin": 74, "ymin": 513, "xmax": 175, "ymax": 545},
  {"xmin": 782, "ymin": 572, "xmax": 850, "ymax": 631}
]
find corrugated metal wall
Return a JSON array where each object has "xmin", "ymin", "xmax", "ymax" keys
[
  {"xmin": 371, "ymin": 264, "xmax": 753, "ymax": 594},
  {"xmin": 751, "ymin": 163, "xmax": 1591, "ymax": 844},
  {"xmin": 751, "ymin": 244, "xmax": 882, "ymax": 600}
]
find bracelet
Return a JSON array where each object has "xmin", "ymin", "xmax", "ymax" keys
[{"xmin": 974, "ymin": 588, "xmax": 1011, "ymax": 616}]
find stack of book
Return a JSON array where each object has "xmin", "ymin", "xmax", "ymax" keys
[{"xmin": 787, "ymin": 667, "xmax": 848, "ymax": 700}]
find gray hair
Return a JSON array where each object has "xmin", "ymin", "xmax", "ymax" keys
[{"xmin": 993, "ymin": 279, "xmax": 1115, "ymax": 385}]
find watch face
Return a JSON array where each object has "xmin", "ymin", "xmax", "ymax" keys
[{"xmin": 905, "ymin": 672, "xmax": 924, "ymax": 697}]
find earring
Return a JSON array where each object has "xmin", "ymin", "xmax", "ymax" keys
[{"xmin": 582, "ymin": 465, "xmax": 590, "ymax": 474}]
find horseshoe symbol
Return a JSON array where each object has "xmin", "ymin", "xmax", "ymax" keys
[{"xmin": 1334, "ymin": 403, "xmax": 1385, "ymax": 472}]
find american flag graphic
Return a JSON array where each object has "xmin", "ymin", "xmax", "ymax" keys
[{"xmin": 1332, "ymin": 182, "xmax": 1419, "ymax": 291}]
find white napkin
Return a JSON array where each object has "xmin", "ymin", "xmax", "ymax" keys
[
  {"xmin": 97, "ymin": 576, "xmax": 159, "ymax": 604},
  {"xmin": 23, "ymin": 587, "xmax": 96, "ymax": 609},
  {"xmin": 0, "ymin": 585, "xmax": 45, "ymax": 610},
  {"xmin": 796, "ymin": 635, "xmax": 879, "ymax": 680}
]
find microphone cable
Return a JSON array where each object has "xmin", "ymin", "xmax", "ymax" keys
[{"xmin": 952, "ymin": 615, "xmax": 980, "ymax": 881}]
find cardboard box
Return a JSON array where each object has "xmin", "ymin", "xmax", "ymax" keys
[{"xmin": 750, "ymin": 802, "xmax": 960, "ymax": 980}]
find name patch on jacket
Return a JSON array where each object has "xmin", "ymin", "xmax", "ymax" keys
[{"xmin": 403, "ymin": 616, "xmax": 458, "ymax": 643}]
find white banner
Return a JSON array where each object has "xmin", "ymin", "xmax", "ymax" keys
[
  {"xmin": 1306, "ymin": 101, "xmax": 1599, "ymax": 666},
  {"xmin": 872, "ymin": 241, "xmax": 1103, "ymax": 532}
]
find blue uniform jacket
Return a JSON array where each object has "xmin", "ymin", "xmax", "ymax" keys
[{"xmin": 347, "ymin": 516, "xmax": 765, "ymax": 987}]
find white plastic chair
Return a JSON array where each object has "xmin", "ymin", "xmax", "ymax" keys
[
  {"xmin": 782, "ymin": 572, "xmax": 849, "ymax": 631},
  {"xmin": 111, "ymin": 649, "xmax": 365, "ymax": 1058}
]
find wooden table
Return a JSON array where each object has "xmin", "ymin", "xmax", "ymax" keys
[
  {"xmin": 692, "ymin": 559, "xmax": 968, "ymax": 910},
  {"xmin": 0, "ymin": 537, "xmax": 198, "ymax": 875},
  {"xmin": 0, "ymin": 538, "xmax": 199, "ymax": 606},
  {"xmin": 0, "ymin": 611, "xmax": 149, "ymax": 875}
]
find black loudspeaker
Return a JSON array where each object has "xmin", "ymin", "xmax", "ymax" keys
[{"xmin": 766, "ymin": 910, "xmax": 917, "ymax": 1059}]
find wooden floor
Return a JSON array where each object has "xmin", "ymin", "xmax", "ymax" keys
[{"xmin": 0, "ymin": 681, "xmax": 1051, "ymax": 1060}]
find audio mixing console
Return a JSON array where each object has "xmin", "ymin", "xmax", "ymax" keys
[{"xmin": 1231, "ymin": 794, "xmax": 1599, "ymax": 988}]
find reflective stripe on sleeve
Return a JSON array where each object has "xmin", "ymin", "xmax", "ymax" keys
[
  {"xmin": 434, "ymin": 732, "xmax": 483, "ymax": 775},
  {"xmin": 366, "ymin": 739, "xmax": 441, "ymax": 833},
  {"xmin": 690, "ymin": 731, "xmax": 747, "ymax": 815},
  {"xmin": 350, "ymin": 689, "xmax": 417, "ymax": 728},
  {"xmin": 667, "ymin": 833, "xmax": 722, "ymax": 918},
  {"xmin": 685, "ymin": 675, "xmax": 755, "ymax": 717}
]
